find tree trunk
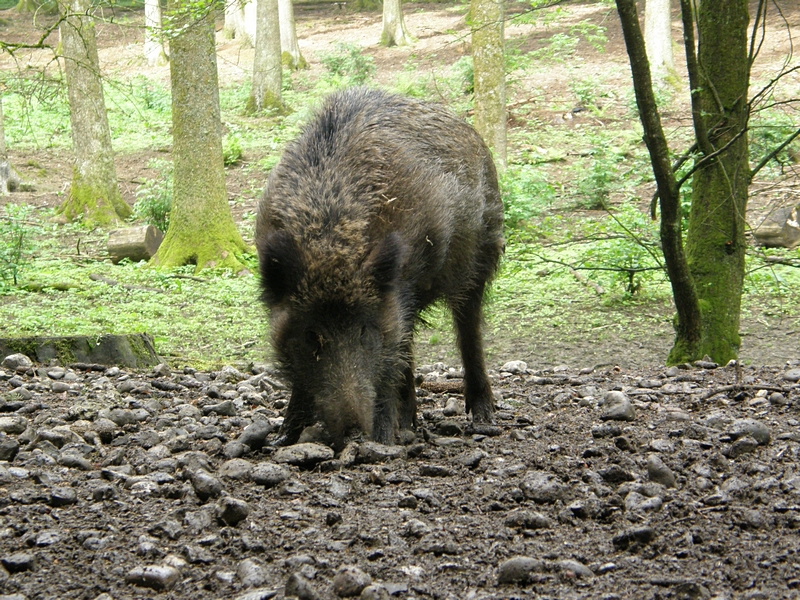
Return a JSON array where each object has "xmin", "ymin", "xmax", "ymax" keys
[
  {"xmin": 144, "ymin": 0, "xmax": 168, "ymax": 66},
  {"xmin": 279, "ymin": 0, "xmax": 306, "ymax": 69},
  {"xmin": 57, "ymin": 0, "xmax": 131, "ymax": 226},
  {"xmin": 0, "ymin": 96, "xmax": 12, "ymax": 195},
  {"xmin": 616, "ymin": 0, "xmax": 752, "ymax": 365},
  {"xmin": 247, "ymin": 0, "xmax": 283, "ymax": 113},
  {"xmin": 154, "ymin": 0, "xmax": 248, "ymax": 272},
  {"xmin": 381, "ymin": 0, "xmax": 413, "ymax": 47},
  {"xmin": 644, "ymin": 0, "xmax": 674, "ymax": 80},
  {"xmin": 470, "ymin": 0, "xmax": 506, "ymax": 170},
  {"xmin": 676, "ymin": 0, "xmax": 751, "ymax": 364},
  {"xmin": 615, "ymin": 0, "xmax": 702, "ymax": 363}
]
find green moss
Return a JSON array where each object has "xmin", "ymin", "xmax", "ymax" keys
[
  {"xmin": 282, "ymin": 51, "xmax": 308, "ymax": 70},
  {"xmin": 58, "ymin": 176, "xmax": 132, "ymax": 227}
]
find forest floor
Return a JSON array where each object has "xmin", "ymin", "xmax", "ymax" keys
[{"xmin": 0, "ymin": 1, "xmax": 800, "ymax": 599}]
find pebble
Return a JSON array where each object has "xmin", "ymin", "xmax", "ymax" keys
[
  {"xmin": 500, "ymin": 360, "xmax": 528, "ymax": 374},
  {"xmin": 1, "ymin": 354, "xmax": 32, "ymax": 371},
  {"xmin": 189, "ymin": 469, "xmax": 223, "ymax": 502},
  {"xmin": 234, "ymin": 589, "xmax": 279, "ymax": 600},
  {"xmin": 1, "ymin": 552, "xmax": 36, "ymax": 573},
  {"xmin": 782, "ymin": 368, "xmax": 800, "ymax": 382},
  {"xmin": 216, "ymin": 496, "xmax": 250, "ymax": 526},
  {"xmin": 497, "ymin": 556, "xmax": 544, "ymax": 584},
  {"xmin": 219, "ymin": 458, "xmax": 254, "ymax": 480},
  {"xmin": 126, "ymin": 564, "xmax": 181, "ymax": 590},
  {"xmin": 601, "ymin": 391, "xmax": 635, "ymax": 421},
  {"xmin": 519, "ymin": 471, "xmax": 568, "ymax": 504},
  {"xmin": 359, "ymin": 584, "xmax": 390, "ymax": 600},
  {"xmin": 357, "ymin": 442, "xmax": 407, "ymax": 464},
  {"xmin": 647, "ymin": 454, "xmax": 676, "ymax": 488},
  {"xmin": 729, "ymin": 419, "xmax": 771, "ymax": 445},
  {"xmin": 0, "ymin": 416, "xmax": 28, "ymax": 435},
  {"xmin": 504, "ymin": 509, "xmax": 553, "ymax": 529},
  {"xmin": 274, "ymin": 443, "xmax": 335, "ymax": 467},
  {"xmin": 332, "ymin": 564, "xmax": 372, "ymax": 597}
]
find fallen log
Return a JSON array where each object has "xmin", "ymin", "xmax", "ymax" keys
[{"xmin": 107, "ymin": 225, "xmax": 164, "ymax": 264}]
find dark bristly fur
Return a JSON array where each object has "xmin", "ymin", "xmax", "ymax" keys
[{"xmin": 256, "ymin": 87, "xmax": 504, "ymax": 449}]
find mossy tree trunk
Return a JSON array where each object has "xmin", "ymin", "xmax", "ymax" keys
[
  {"xmin": 153, "ymin": 0, "xmax": 248, "ymax": 272},
  {"xmin": 57, "ymin": 0, "xmax": 131, "ymax": 226},
  {"xmin": 278, "ymin": 0, "xmax": 306, "ymax": 70},
  {"xmin": 246, "ymin": 0, "xmax": 283, "ymax": 113},
  {"xmin": 616, "ymin": 0, "xmax": 752, "ymax": 366},
  {"xmin": 470, "ymin": 0, "xmax": 506, "ymax": 170},
  {"xmin": 672, "ymin": 0, "xmax": 751, "ymax": 364},
  {"xmin": 381, "ymin": 0, "xmax": 413, "ymax": 47}
]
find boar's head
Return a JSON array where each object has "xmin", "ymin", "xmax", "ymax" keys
[{"xmin": 257, "ymin": 229, "xmax": 409, "ymax": 448}]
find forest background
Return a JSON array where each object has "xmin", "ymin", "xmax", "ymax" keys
[{"xmin": 0, "ymin": 0, "xmax": 798, "ymax": 371}]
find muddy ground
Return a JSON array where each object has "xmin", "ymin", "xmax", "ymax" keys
[{"xmin": 0, "ymin": 354, "xmax": 799, "ymax": 600}]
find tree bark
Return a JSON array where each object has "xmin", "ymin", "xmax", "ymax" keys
[
  {"xmin": 279, "ymin": 0, "xmax": 306, "ymax": 69},
  {"xmin": 154, "ymin": 0, "xmax": 248, "ymax": 272},
  {"xmin": 381, "ymin": 0, "xmax": 413, "ymax": 47},
  {"xmin": 57, "ymin": 0, "xmax": 131, "ymax": 226},
  {"xmin": 223, "ymin": 0, "xmax": 244, "ymax": 39},
  {"xmin": 679, "ymin": 0, "xmax": 751, "ymax": 364},
  {"xmin": 615, "ymin": 0, "xmax": 701, "ymax": 363},
  {"xmin": 471, "ymin": 0, "xmax": 506, "ymax": 170},
  {"xmin": 616, "ymin": 0, "xmax": 752, "ymax": 365},
  {"xmin": 247, "ymin": 0, "xmax": 283, "ymax": 113},
  {"xmin": 644, "ymin": 0, "xmax": 674, "ymax": 80},
  {"xmin": 241, "ymin": 0, "xmax": 256, "ymax": 46},
  {"xmin": 144, "ymin": 0, "xmax": 168, "ymax": 66}
]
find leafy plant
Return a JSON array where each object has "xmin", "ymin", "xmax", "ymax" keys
[
  {"xmin": 223, "ymin": 134, "xmax": 243, "ymax": 166},
  {"xmin": 133, "ymin": 159, "xmax": 173, "ymax": 233},
  {"xmin": 0, "ymin": 204, "xmax": 35, "ymax": 287},
  {"xmin": 320, "ymin": 43, "xmax": 376, "ymax": 86},
  {"xmin": 501, "ymin": 164, "xmax": 555, "ymax": 229}
]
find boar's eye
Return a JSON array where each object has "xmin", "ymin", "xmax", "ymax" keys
[{"xmin": 304, "ymin": 329, "xmax": 323, "ymax": 360}]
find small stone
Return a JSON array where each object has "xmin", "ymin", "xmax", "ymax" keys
[
  {"xmin": 359, "ymin": 584, "xmax": 390, "ymax": 600},
  {"xmin": 109, "ymin": 408, "xmax": 137, "ymax": 427},
  {"xmin": 556, "ymin": 559, "xmax": 594, "ymax": 578},
  {"xmin": 51, "ymin": 381, "xmax": 72, "ymax": 393},
  {"xmin": 442, "ymin": 397, "xmax": 465, "ymax": 416},
  {"xmin": 2, "ymin": 354, "xmax": 33, "ymax": 371},
  {"xmin": 274, "ymin": 443, "xmax": 335, "ymax": 468},
  {"xmin": 0, "ymin": 437, "xmax": 19, "ymax": 462},
  {"xmin": 1, "ymin": 552, "xmax": 36, "ymax": 573},
  {"xmin": 189, "ymin": 470, "xmax": 223, "ymax": 502},
  {"xmin": 782, "ymin": 368, "xmax": 800, "ymax": 382},
  {"xmin": 601, "ymin": 391, "xmax": 635, "ymax": 421},
  {"xmin": 520, "ymin": 471, "xmax": 567, "ymax": 504},
  {"xmin": 497, "ymin": 556, "xmax": 544, "ymax": 584},
  {"xmin": 647, "ymin": 454, "xmax": 676, "ymax": 488},
  {"xmin": 729, "ymin": 419, "xmax": 771, "ymax": 445},
  {"xmin": 238, "ymin": 558, "xmax": 267, "ymax": 588},
  {"xmin": 0, "ymin": 416, "xmax": 28, "ymax": 435},
  {"xmin": 357, "ymin": 441, "xmax": 407, "ymax": 464},
  {"xmin": 499, "ymin": 360, "xmax": 528, "ymax": 374},
  {"xmin": 333, "ymin": 565, "xmax": 372, "ymax": 597},
  {"xmin": 126, "ymin": 565, "xmax": 181, "ymax": 591},
  {"xmin": 455, "ymin": 448, "xmax": 488, "ymax": 469},
  {"xmin": 49, "ymin": 486, "xmax": 78, "ymax": 507},
  {"xmin": 216, "ymin": 496, "xmax": 250, "ymax": 526},
  {"xmin": 234, "ymin": 589, "xmax": 280, "ymax": 600},
  {"xmin": 219, "ymin": 458, "xmax": 253, "ymax": 481},
  {"xmin": 252, "ymin": 463, "xmax": 291, "ymax": 487},
  {"xmin": 238, "ymin": 420, "xmax": 274, "ymax": 450},
  {"xmin": 768, "ymin": 392, "xmax": 787, "ymax": 406},
  {"xmin": 284, "ymin": 572, "xmax": 321, "ymax": 600},
  {"xmin": 504, "ymin": 509, "xmax": 553, "ymax": 530},
  {"xmin": 419, "ymin": 464, "xmax": 451, "ymax": 477},
  {"xmin": 152, "ymin": 363, "xmax": 172, "ymax": 377},
  {"xmin": 203, "ymin": 400, "xmax": 237, "ymax": 416},
  {"xmin": 727, "ymin": 436, "xmax": 759, "ymax": 458}
]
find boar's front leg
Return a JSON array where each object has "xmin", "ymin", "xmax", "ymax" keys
[
  {"xmin": 274, "ymin": 387, "xmax": 315, "ymax": 446},
  {"xmin": 453, "ymin": 283, "xmax": 495, "ymax": 423}
]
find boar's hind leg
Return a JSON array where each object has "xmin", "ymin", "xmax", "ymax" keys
[
  {"xmin": 398, "ymin": 354, "xmax": 418, "ymax": 432},
  {"xmin": 453, "ymin": 283, "xmax": 495, "ymax": 423},
  {"xmin": 274, "ymin": 389, "xmax": 314, "ymax": 446}
]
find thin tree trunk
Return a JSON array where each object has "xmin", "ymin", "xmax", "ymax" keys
[
  {"xmin": 241, "ymin": 0, "xmax": 256, "ymax": 46},
  {"xmin": 223, "ymin": 0, "xmax": 243, "ymax": 39},
  {"xmin": 644, "ymin": 0, "xmax": 674, "ymax": 80},
  {"xmin": 278, "ymin": 0, "xmax": 306, "ymax": 69},
  {"xmin": 154, "ymin": 0, "xmax": 247, "ymax": 272},
  {"xmin": 616, "ymin": 0, "xmax": 701, "ymax": 362},
  {"xmin": 0, "ymin": 96, "xmax": 12, "ymax": 195},
  {"xmin": 471, "ymin": 0, "xmax": 506, "ymax": 170},
  {"xmin": 144, "ymin": 0, "xmax": 168, "ymax": 66},
  {"xmin": 247, "ymin": 0, "xmax": 282, "ymax": 113},
  {"xmin": 57, "ymin": 0, "xmax": 130, "ymax": 226},
  {"xmin": 680, "ymin": 0, "xmax": 751, "ymax": 364},
  {"xmin": 381, "ymin": 0, "xmax": 413, "ymax": 47}
]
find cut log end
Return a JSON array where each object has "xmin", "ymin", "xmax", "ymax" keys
[{"xmin": 108, "ymin": 225, "xmax": 164, "ymax": 264}]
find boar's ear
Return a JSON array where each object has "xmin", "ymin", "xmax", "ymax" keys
[
  {"xmin": 365, "ymin": 232, "xmax": 406, "ymax": 293},
  {"xmin": 258, "ymin": 230, "xmax": 303, "ymax": 304}
]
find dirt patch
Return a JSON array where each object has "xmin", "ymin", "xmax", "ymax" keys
[{"xmin": 0, "ymin": 357, "xmax": 799, "ymax": 599}]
